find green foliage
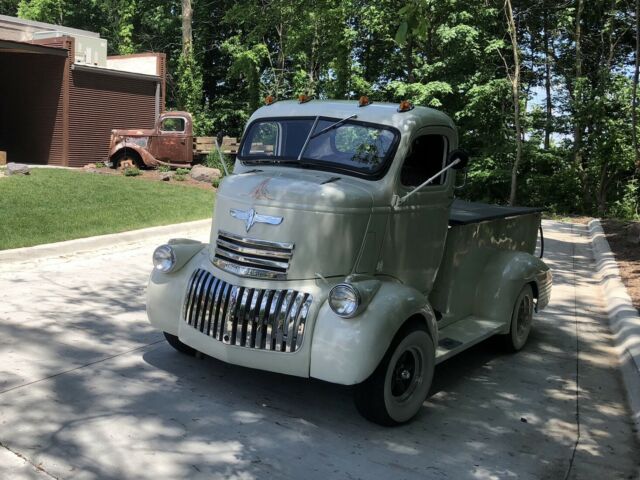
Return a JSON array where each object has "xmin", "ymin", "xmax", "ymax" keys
[
  {"xmin": 176, "ymin": 168, "xmax": 190, "ymax": 175},
  {"xmin": 94, "ymin": 161, "xmax": 105, "ymax": 168},
  {"xmin": 122, "ymin": 166, "xmax": 141, "ymax": 176},
  {"xmin": 610, "ymin": 180, "xmax": 639, "ymax": 220},
  {"xmin": 212, "ymin": 177, "xmax": 221, "ymax": 188},
  {"xmin": 157, "ymin": 165, "xmax": 171, "ymax": 173},
  {"xmin": 204, "ymin": 150, "xmax": 230, "ymax": 176},
  {"xmin": 174, "ymin": 173, "xmax": 186, "ymax": 181}
]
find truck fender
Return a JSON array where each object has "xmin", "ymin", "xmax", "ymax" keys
[
  {"xmin": 109, "ymin": 142, "xmax": 159, "ymax": 167},
  {"xmin": 309, "ymin": 280, "xmax": 438, "ymax": 385},
  {"xmin": 146, "ymin": 246, "xmax": 208, "ymax": 336},
  {"xmin": 474, "ymin": 251, "xmax": 551, "ymax": 332}
]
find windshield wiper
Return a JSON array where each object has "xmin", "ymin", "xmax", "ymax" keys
[
  {"xmin": 310, "ymin": 114, "xmax": 357, "ymax": 140},
  {"xmin": 297, "ymin": 114, "xmax": 358, "ymax": 161},
  {"xmin": 297, "ymin": 116, "xmax": 320, "ymax": 161}
]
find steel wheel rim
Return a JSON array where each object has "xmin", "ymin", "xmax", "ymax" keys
[
  {"xmin": 516, "ymin": 294, "xmax": 533, "ymax": 340},
  {"xmin": 390, "ymin": 346, "xmax": 423, "ymax": 403}
]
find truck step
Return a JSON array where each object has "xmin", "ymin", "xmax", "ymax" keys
[{"xmin": 435, "ymin": 316, "xmax": 504, "ymax": 364}]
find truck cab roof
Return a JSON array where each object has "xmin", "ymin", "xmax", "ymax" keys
[{"xmin": 248, "ymin": 100, "xmax": 456, "ymax": 133}]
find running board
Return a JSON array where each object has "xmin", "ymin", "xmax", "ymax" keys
[{"xmin": 435, "ymin": 317, "xmax": 505, "ymax": 364}]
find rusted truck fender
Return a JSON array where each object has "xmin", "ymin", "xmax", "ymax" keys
[
  {"xmin": 310, "ymin": 280, "xmax": 439, "ymax": 385},
  {"xmin": 109, "ymin": 142, "xmax": 159, "ymax": 167},
  {"xmin": 475, "ymin": 251, "xmax": 552, "ymax": 332}
]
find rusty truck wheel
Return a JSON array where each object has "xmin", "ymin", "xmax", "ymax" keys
[
  {"xmin": 111, "ymin": 151, "xmax": 143, "ymax": 169},
  {"xmin": 501, "ymin": 284, "xmax": 534, "ymax": 352},
  {"xmin": 354, "ymin": 321, "xmax": 435, "ymax": 426}
]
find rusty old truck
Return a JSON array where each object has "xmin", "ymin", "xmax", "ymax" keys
[
  {"xmin": 107, "ymin": 111, "xmax": 238, "ymax": 168},
  {"xmin": 145, "ymin": 98, "xmax": 552, "ymax": 426}
]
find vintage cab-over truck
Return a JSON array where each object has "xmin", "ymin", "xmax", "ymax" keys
[
  {"xmin": 108, "ymin": 111, "xmax": 239, "ymax": 168},
  {"xmin": 146, "ymin": 99, "xmax": 552, "ymax": 425}
]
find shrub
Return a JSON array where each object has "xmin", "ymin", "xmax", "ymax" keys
[
  {"xmin": 212, "ymin": 177, "xmax": 221, "ymax": 188},
  {"xmin": 205, "ymin": 150, "xmax": 231, "ymax": 176},
  {"xmin": 176, "ymin": 168, "xmax": 190, "ymax": 176},
  {"xmin": 95, "ymin": 162, "xmax": 105, "ymax": 168},
  {"xmin": 174, "ymin": 173, "xmax": 186, "ymax": 181},
  {"xmin": 123, "ymin": 167, "xmax": 141, "ymax": 177},
  {"xmin": 610, "ymin": 179, "xmax": 639, "ymax": 220},
  {"xmin": 158, "ymin": 165, "xmax": 171, "ymax": 173}
]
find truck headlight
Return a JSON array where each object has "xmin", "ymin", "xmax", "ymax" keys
[
  {"xmin": 329, "ymin": 283, "xmax": 361, "ymax": 318},
  {"xmin": 153, "ymin": 244, "xmax": 176, "ymax": 273}
]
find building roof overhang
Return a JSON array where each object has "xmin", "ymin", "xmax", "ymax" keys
[{"xmin": 0, "ymin": 38, "xmax": 68, "ymax": 56}]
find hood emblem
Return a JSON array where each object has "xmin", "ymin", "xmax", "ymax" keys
[{"xmin": 230, "ymin": 208, "xmax": 283, "ymax": 232}]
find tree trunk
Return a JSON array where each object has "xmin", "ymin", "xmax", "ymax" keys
[
  {"xmin": 543, "ymin": 1, "xmax": 553, "ymax": 150},
  {"xmin": 633, "ymin": 0, "xmax": 640, "ymax": 172},
  {"xmin": 182, "ymin": 0, "xmax": 193, "ymax": 56},
  {"xmin": 573, "ymin": 0, "xmax": 588, "ymax": 208},
  {"xmin": 505, "ymin": 0, "xmax": 523, "ymax": 206}
]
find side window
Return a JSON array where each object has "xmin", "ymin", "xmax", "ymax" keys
[
  {"xmin": 160, "ymin": 117, "xmax": 186, "ymax": 132},
  {"xmin": 400, "ymin": 135, "xmax": 448, "ymax": 187},
  {"xmin": 248, "ymin": 122, "xmax": 278, "ymax": 156}
]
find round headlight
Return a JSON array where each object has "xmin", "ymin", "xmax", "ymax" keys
[
  {"xmin": 153, "ymin": 244, "xmax": 176, "ymax": 273},
  {"xmin": 329, "ymin": 283, "xmax": 361, "ymax": 318}
]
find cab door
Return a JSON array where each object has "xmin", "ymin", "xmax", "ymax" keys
[
  {"xmin": 380, "ymin": 127, "xmax": 455, "ymax": 293},
  {"xmin": 150, "ymin": 115, "xmax": 192, "ymax": 163}
]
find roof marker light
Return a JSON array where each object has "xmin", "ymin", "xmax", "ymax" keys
[
  {"xmin": 398, "ymin": 100, "xmax": 414, "ymax": 112},
  {"xmin": 358, "ymin": 96, "xmax": 371, "ymax": 107},
  {"xmin": 298, "ymin": 94, "xmax": 312, "ymax": 104},
  {"xmin": 265, "ymin": 95, "xmax": 276, "ymax": 105}
]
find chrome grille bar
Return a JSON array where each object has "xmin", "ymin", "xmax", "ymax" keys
[
  {"xmin": 183, "ymin": 269, "xmax": 312, "ymax": 353},
  {"xmin": 212, "ymin": 231, "xmax": 294, "ymax": 280}
]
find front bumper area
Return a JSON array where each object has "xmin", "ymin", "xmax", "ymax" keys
[{"xmin": 146, "ymin": 249, "xmax": 326, "ymax": 378}]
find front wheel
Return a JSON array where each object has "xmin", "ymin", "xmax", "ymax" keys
[
  {"xmin": 354, "ymin": 323, "xmax": 435, "ymax": 426},
  {"xmin": 163, "ymin": 332, "xmax": 197, "ymax": 356},
  {"xmin": 500, "ymin": 284, "xmax": 535, "ymax": 352}
]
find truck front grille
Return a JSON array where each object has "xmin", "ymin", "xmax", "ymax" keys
[
  {"xmin": 211, "ymin": 231, "xmax": 294, "ymax": 280},
  {"xmin": 183, "ymin": 269, "xmax": 312, "ymax": 353}
]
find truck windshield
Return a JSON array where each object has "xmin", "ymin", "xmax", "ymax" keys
[{"xmin": 238, "ymin": 117, "xmax": 399, "ymax": 177}]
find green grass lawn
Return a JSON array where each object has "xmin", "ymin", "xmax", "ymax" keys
[{"xmin": 0, "ymin": 169, "xmax": 215, "ymax": 250}]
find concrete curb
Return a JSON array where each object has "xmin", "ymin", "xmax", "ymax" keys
[
  {"xmin": 0, "ymin": 219, "xmax": 211, "ymax": 263},
  {"xmin": 588, "ymin": 219, "xmax": 640, "ymax": 440}
]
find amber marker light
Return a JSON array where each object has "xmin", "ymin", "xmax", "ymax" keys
[
  {"xmin": 265, "ymin": 95, "xmax": 276, "ymax": 105},
  {"xmin": 398, "ymin": 100, "xmax": 414, "ymax": 112},
  {"xmin": 358, "ymin": 96, "xmax": 371, "ymax": 107}
]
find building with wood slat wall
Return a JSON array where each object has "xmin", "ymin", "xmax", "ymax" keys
[{"xmin": 0, "ymin": 15, "xmax": 165, "ymax": 167}]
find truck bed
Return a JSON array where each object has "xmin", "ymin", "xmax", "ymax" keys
[{"xmin": 449, "ymin": 200, "xmax": 543, "ymax": 226}]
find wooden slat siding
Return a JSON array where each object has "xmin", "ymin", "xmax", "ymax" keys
[
  {"xmin": 31, "ymin": 36, "xmax": 73, "ymax": 166},
  {"xmin": 68, "ymin": 69, "xmax": 156, "ymax": 167},
  {"xmin": 0, "ymin": 45, "xmax": 68, "ymax": 165}
]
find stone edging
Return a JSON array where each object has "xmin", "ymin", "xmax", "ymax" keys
[
  {"xmin": 588, "ymin": 219, "xmax": 640, "ymax": 440},
  {"xmin": 0, "ymin": 219, "xmax": 211, "ymax": 263}
]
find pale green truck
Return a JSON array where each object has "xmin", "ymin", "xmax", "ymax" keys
[{"xmin": 146, "ymin": 99, "xmax": 552, "ymax": 426}]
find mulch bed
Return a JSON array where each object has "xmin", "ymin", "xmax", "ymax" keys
[
  {"xmin": 83, "ymin": 165, "xmax": 215, "ymax": 190},
  {"xmin": 600, "ymin": 219, "xmax": 640, "ymax": 313}
]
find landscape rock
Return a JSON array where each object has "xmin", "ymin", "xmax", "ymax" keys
[
  {"xmin": 83, "ymin": 163, "xmax": 97, "ymax": 169},
  {"xmin": 190, "ymin": 165, "xmax": 221, "ymax": 183},
  {"xmin": 626, "ymin": 222, "xmax": 640, "ymax": 245},
  {"xmin": 6, "ymin": 163, "xmax": 30, "ymax": 176},
  {"xmin": 160, "ymin": 172, "xmax": 175, "ymax": 181}
]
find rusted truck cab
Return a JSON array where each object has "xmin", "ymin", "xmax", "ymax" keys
[
  {"xmin": 108, "ymin": 111, "xmax": 195, "ymax": 167},
  {"xmin": 145, "ymin": 99, "xmax": 552, "ymax": 426}
]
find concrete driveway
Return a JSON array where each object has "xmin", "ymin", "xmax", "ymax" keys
[{"xmin": 0, "ymin": 221, "xmax": 638, "ymax": 480}]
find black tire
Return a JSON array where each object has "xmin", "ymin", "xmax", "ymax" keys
[
  {"xmin": 354, "ymin": 321, "xmax": 435, "ymax": 426},
  {"xmin": 500, "ymin": 284, "xmax": 535, "ymax": 352},
  {"xmin": 163, "ymin": 332, "xmax": 197, "ymax": 356}
]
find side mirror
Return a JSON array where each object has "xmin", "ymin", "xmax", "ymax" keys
[{"xmin": 447, "ymin": 149, "xmax": 470, "ymax": 170}]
